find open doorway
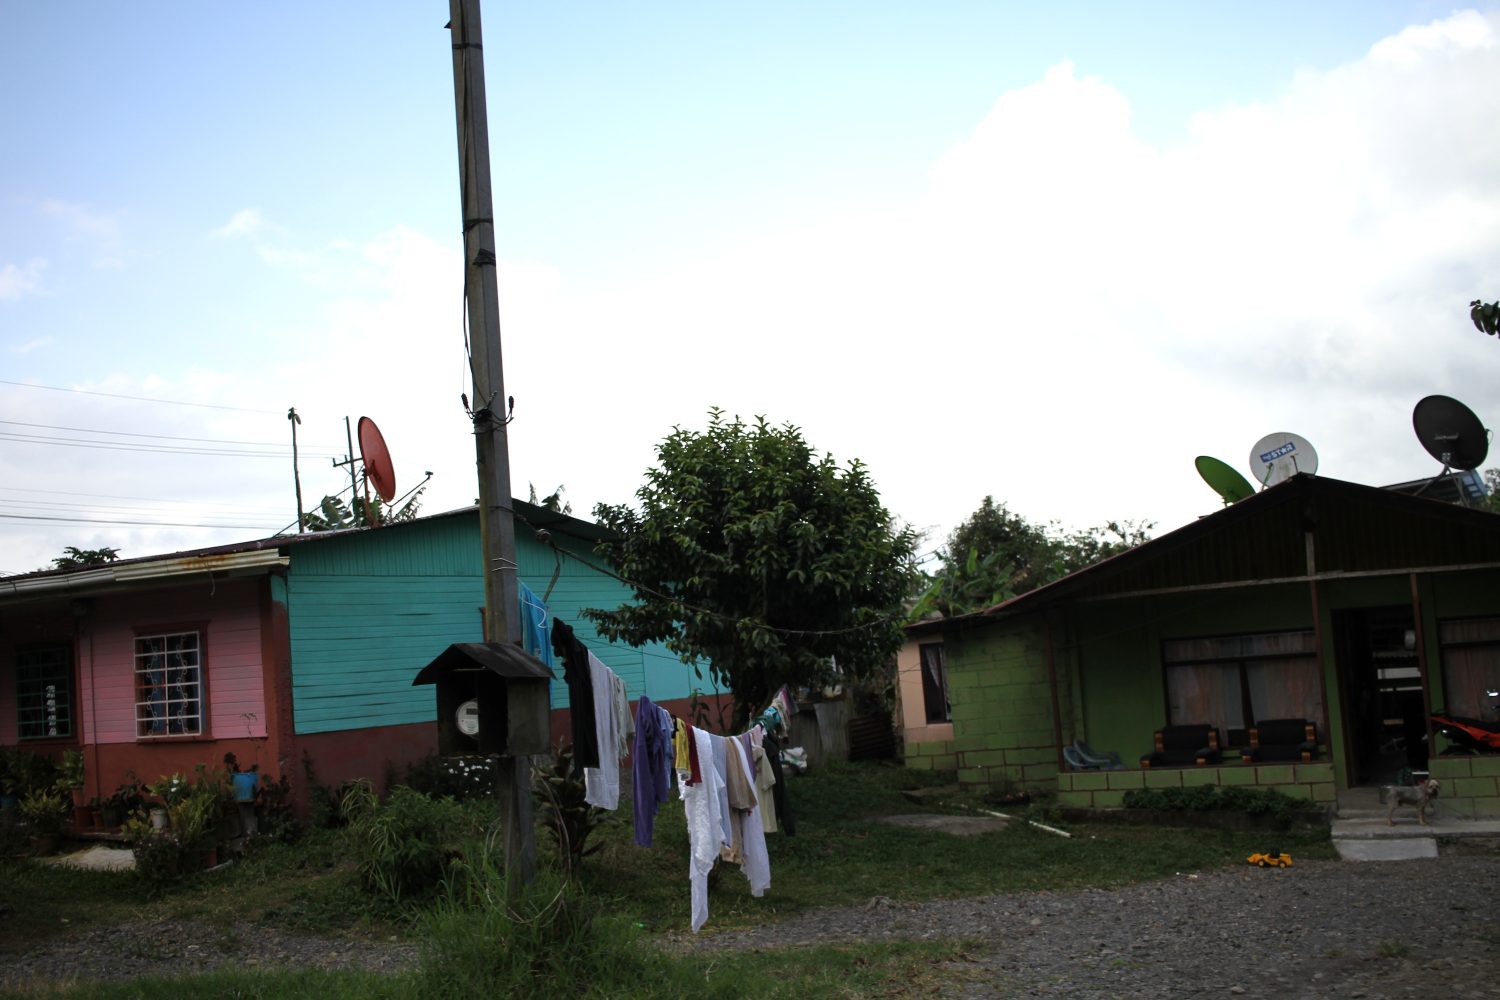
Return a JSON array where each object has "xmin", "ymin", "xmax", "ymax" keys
[{"xmin": 1333, "ymin": 606, "xmax": 1428, "ymax": 786}]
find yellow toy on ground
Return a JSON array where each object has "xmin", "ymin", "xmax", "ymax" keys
[{"xmin": 1247, "ymin": 852, "xmax": 1293, "ymax": 868}]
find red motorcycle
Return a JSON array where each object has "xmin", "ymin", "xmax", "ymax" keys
[{"xmin": 1430, "ymin": 710, "xmax": 1500, "ymax": 754}]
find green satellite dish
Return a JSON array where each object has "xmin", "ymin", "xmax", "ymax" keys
[{"xmin": 1195, "ymin": 455, "xmax": 1255, "ymax": 505}]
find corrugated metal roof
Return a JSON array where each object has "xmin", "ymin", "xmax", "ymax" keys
[
  {"xmin": 0, "ymin": 498, "xmax": 614, "ymax": 592},
  {"xmin": 910, "ymin": 474, "xmax": 1500, "ymax": 634}
]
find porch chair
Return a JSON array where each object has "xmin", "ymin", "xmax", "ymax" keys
[
  {"xmin": 1072, "ymin": 739, "xmax": 1125, "ymax": 770},
  {"xmin": 1139, "ymin": 724, "xmax": 1223, "ymax": 768},
  {"xmin": 1239, "ymin": 719, "xmax": 1319, "ymax": 763},
  {"xmin": 1062, "ymin": 745, "xmax": 1100, "ymax": 771}
]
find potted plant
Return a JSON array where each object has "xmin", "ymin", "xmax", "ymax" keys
[
  {"xmin": 101, "ymin": 778, "xmax": 145, "ymax": 830},
  {"xmin": 20, "ymin": 787, "xmax": 69, "ymax": 855},
  {"xmin": 146, "ymin": 773, "xmax": 187, "ymax": 830},
  {"xmin": 57, "ymin": 749, "xmax": 89, "ymax": 830}
]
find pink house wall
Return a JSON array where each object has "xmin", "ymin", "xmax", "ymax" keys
[
  {"xmin": 2, "ymin": 578, "xmax": 275, "ymax": 803},
  {"xmin": 80, "ymin": 580, "xmax": 268, "ymax": 745}
]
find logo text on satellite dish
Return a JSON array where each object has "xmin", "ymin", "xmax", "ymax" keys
[{"xmin": 1259, "ymin": 442, "xmax": 1297, "ymax": 464}]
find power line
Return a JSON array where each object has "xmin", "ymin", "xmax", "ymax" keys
[
  {"xmin": 514, "ymin": 509, "xmax": 906, "ymax": 639},
  {"xmin": 0, "ymin": 431, "xmax": 310, "ymax": 459},
  {"xmin": 0, "ymin": 512, "xmax": 281, "ymax": 529},
  {"xmin": 0, "ymin": 378, "xmax": 280, "ymax": 414},
  {"xmin": 0, "ymin": 418, "xmax": 340, "ymax": 452},
  {"xmin": 0, "ymin": 498, "xmax": 286, "ymax": 520},
  {"xmin": 0, "ymin": 485, "xmax": 285, "ymax": 513}
]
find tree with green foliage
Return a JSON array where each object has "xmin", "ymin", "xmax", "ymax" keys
[
  {"xmin": 1480, "ymin": 468, "xmax": 1500, "ymax": 515},
  {"xmin": 528, "ymin": 483, "xmax": 572, "ymax": 515},
  {"xmin": 1472, "ymin": 299, "xmax": 1500, "ymax": 338},
  {"xmin": 587, "ymin": 410, "xmax": 918, "ymax": 726},
  {"xmin": 50, "ymin": 546, "xmax": 120, "ymax": 570},
  {"xmin": 912, "ymin": 496, "xmax": 1151, "ymax": 619},
  {"xmin": 302, "ymin": 484, "xmax": 426, "ymax": 532}
]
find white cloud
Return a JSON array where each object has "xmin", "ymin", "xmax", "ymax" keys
[
  {"xmin": 39, "ymin": 200, "xmax": 125, "ymax": 268},
  {"xmin": 212, "ymin": 208, "xmax": 265, "ymax": 239},
  {"xmin": 8, "ymin": 10, "xmax": 1500, "ymax": 575},
  {"xmin": 0, "ymin": 258, "xmax": 45, "ymax": 301},
  {"xmin": 493, "ymin": 10, "xmax": 1500, "ymax": 545},
  {"xmin": 12, "ymin": 335, "xmax": 52, "ymax": 354}
]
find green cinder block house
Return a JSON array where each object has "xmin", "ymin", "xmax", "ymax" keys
[{"xmin": 907, "ymin": 475, "xmax": 1500, "ymax": 818}]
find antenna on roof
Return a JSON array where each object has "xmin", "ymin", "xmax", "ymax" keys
[
  {"xmin": 1195, "ymin": 455, "xmax": 1255, "ymax": 506},
  {"xmin": 1412, "ymin": 395, "xmax": 1489, "ymax": 504},
  {"xmin": 1248, "ymin": 432, "xmax": 1318, "ymax": 488}
]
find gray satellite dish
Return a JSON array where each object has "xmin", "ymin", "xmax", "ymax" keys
[
  {"xmin": 1249, "ymin": 432, "xmax": 1318, "ymax": 488},
  {"xmin": 1412, "ymin": 395, "xmax": 1488, "ymax": 472}
]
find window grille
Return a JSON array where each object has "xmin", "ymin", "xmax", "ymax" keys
[
  {"xmin": 134, "ymin": 631, "xmax": 202, "ymax": 737},
  {"xmin": 16, "ymin": 646, "xmax": 73, "ymax": 739}
]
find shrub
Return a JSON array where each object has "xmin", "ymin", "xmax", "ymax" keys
[
  {"xmin": 302, "ymin": 753, "xmax": 355, "ymax": 829},
  {"xmin": 419, "ymin": 855, "xmax": 691, "ymax": 998},
  {"xmin": 124, "ymin": 824, "xmax": 196, "ymax": 886},
  {"xmin": 2, "ymin": 749, "xmax": 60, "ymax": 799},
  {"xmin": 531, "ymin": 744, "xmax": 612, "ymax": 876},
  {"xmin": 19, "ymin": 787, "xmax": 68, "ymax": 839},
  {"xmin": 1121, "ymin": 785, "xmax": 1323, "ymax": 828},
  {"xmin": 341, "ymin": 782, "xmax": 470, "ymax": 904},
  {"xmin": 401, "ymin": 754, "xmax": 499, "ymax": 802},
  {"xmin": 253, "ymin": 770, "xmax": 301, "ymax": 844}
]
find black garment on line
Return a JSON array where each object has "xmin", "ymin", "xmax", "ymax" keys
[
  {"xmin": 761, "ymin": 731, "xmax": 795, "ymax": 837},
  {"xmin": 551, "ymin": 619, "xmax": 599, "ymax": 773}
]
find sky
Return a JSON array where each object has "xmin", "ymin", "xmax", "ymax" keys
[{"xmin": 2, "ymin": 1, "xmax": 1499, "ymax": 577}]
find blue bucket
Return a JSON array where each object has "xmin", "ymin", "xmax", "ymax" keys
[{"xmin": 232, "ymin": 771, "xmax": 258, "ymax": 803}]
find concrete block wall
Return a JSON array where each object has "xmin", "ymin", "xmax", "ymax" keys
[
  {"xmin": 1056, "ymin": 761, "xmax": 1337, "ymax": 809},
  {"xmin": 905, "ymin": 738, "xmax": 957, "ymax": 772},
  {"xmin": 1428, "ymin": 756, "xmax": 1500, "ymax": 819},
  {"xmin": 946, "ymin": 625, "xmax": 1060, "ymax": 791}
]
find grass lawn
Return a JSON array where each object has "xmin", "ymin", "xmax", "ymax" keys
[{"xmin": 0, "ymin": 760, "xmax": 1335, "ymax": 998}]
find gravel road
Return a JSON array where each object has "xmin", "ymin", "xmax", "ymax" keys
[
  {"xmin": 4, "ymin": 855, "xmax": 1497, "ymax": 997},
  {"xmin": 676, "ymin": 854, "xmax": 1500, "ymax": 999}
]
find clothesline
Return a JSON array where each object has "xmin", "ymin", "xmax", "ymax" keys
[{"xmin": 549, "ymin": 613, "xmax": 800, "ymax": 933}]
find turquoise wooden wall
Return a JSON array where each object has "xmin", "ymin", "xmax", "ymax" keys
[{"xmin": 285, "ymin": 511, "xmax": 718, "ymax": 735}]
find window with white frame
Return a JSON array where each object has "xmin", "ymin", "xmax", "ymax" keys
[
  {"xmin": 16, "ymin": 645, "xmax": 73, "ymax": 740},
  {"xmin": 134, "ymin": 630, "xmax": 203, "ymax": 737}
]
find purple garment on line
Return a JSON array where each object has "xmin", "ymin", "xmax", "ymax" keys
[
  {"xmin": 737, "ymin": 731, "xmax": 757, "ymax": 780},
  {"xmin": 632, "ymin": 695, "xmax": 673, "ymax": 847}
]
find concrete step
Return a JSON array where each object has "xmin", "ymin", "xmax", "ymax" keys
[{"xmin": 1334, "ymin": 836, "xmax": 1437, "ymax": 861}]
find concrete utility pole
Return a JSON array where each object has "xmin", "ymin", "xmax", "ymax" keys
[{"xmin": 448, "ymin": 0, "xmax": 534, "ymax": 889}]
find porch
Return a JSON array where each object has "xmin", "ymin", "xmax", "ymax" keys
[
  {"xmin": 1055, "ymin": 759, "xmax": 1336, "ymax": 810},
  {"xmin": 1057, "ymin": 756, "xmax": 1500, "ymax": 813}
]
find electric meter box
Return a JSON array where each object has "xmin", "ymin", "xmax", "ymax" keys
[{"xmin": 412, "ymin": 642, "xmax": 553, "ymax": 757}]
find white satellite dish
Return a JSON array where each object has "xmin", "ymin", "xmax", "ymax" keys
[{"xmin": 1249, "ymin": 432, "xmax": 1318, "ymax": 488}]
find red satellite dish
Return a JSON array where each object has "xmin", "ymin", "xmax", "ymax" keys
[{"xmin": 357, "ymin": 416, "xmax": 397, "ymax": 502}]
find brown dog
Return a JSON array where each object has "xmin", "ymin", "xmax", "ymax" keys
[{"xmin": 1384, "ymin": 778, "xmax": 1440, "ymax": 825}]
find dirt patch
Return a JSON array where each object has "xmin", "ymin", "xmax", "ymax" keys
[{"xmin": 878, "ymin": 813, "xmax": 1009, "ymax": 836}]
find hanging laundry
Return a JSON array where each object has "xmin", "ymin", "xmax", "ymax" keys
[
  {"xmin": 709, "ymin": 735, "xmax": 734, "ymax": 849},
  {"xmin": 718, "ymin": 733, "xmax": 758, "ymax": 864},
  {"xmin": 725, "ymin": 737, "xmax": 770, "ymax": 894},
  {"xmin": 517, "ymin": 581, "xmax": 555, "ymax": 671},
  {"xmin": 680, "ymin": 726, "xmax": 725, "ymax": 934},
  {"xmin": 550, "ymin": 619, "xmax": 599, "ymax": 771},
  {"xmin": 745, "ymin": 728, "xmax": 779, "ymax": 835},
  {"xmin": 632, "ymin": 696, "xmax": 673, "ymax": 847},
  {"xmin": 583, "ymin": 653, "xmax": 624, "ymax": 809},
  {"xmin": 679, "ymin": 726, "xmax": 768, "ymax": 933},
  {"xmin": 612, "ymin": 670, "xmax": 634, "ymax": 758},
  {"xmin": 762, "ymin": 731, "xmax": 796, "ymax": 836}
]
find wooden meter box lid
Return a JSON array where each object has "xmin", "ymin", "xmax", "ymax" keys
[{"xmin": 413, "ymin": 642, "xmax": 553, "ymax": 758}]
